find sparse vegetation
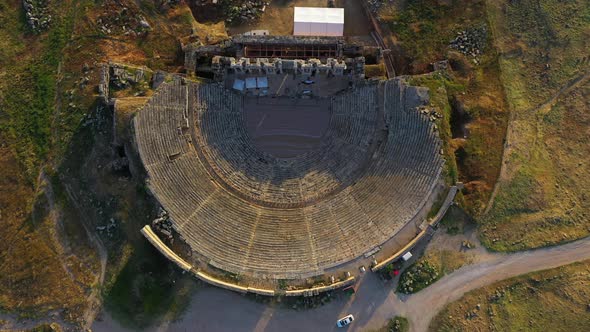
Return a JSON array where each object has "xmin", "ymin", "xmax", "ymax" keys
[
  {"xmin": 409, "ymin": 73, "xmax": 462, "ymax": 186},
  {"xmin": 1, "ymin": 0, "xmax": 74, "ymax": 180},
  {"xmin": 398, "ymin": 250, "xmax": 474, "ymax": 294},
  {"xmin": 26, "ymin": 323, "xmax": 63, "ymax": 332},
  {"xmin": 369, "ymin": 315, "xmax": 411, "ymax": 332},
  {"xmin": 481, "ymin": 81, "xmax": 590, "ymax": 251},
  {"xmin": 387, "ymin": 0, "xmax": 511, "ymax": 215},
  {"xmin": 278, "ymin": 279, "xmax": 289, "ymax": 290},
  {"xmin": 365, "ymin": 63, "xmax": 387, "ymax": 79},
  {"xmin": 0, "ymin": 1, "xmax": 99, "ymax": 323},
  {"xmin": 407, "ymin": 61, "xmax": 508, "ymax": 216}
]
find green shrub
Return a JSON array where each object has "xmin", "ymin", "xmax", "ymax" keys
[{"xmin": 397, "ymin": 260, "xmax": 440, "ymax": 294}]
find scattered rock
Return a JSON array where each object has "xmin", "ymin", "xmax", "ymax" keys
[
  {"xmin": 109, "ymin": 64, "xmax": 148, "ymax": 89},
  {"xmin": 462, "ymin": 240, "xmax": 475, "ymax": 249},
  {"xmin": 96, "ymin": 1, "xmax": 152, "ymax": 36},
  {"xmin": 152, "ymin": 208, "xmax": 174, "ymax": 241},
  {"xmin": 433, "ymin": 60, "xmax": 449, "ymax": 71},
  {"xmin": 196, "ymin": 0, "xmax": 270, "ymax": 24},
  {"xmin": 139, "ymin": 18, "xmax": 151, "ymax": 30},
  {"xmin": 23, "ymin": 0, "xmax": 52, "ymax": 33},
  {"xmin": 449, "ymin": 26, "xmax": 488, "ymax": 63}
]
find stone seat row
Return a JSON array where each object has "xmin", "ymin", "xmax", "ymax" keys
[{"xmin": 191, "ymin": 85, "xmax": 381, "ymax": 206}]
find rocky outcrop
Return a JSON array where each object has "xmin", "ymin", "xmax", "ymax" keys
[
  {"xmin": 190, "ymin": 0, "xmax": 269, "ymax": 24},
  {"xmin": 109, "ymin": 64, "xmax": 149, "ymax": 89},
  {"xmin": 23, "ymin": 0, "xmax": 51, "ymax": 33},
  {"xmin": 450, "ymin": 26, "xmax": 488, "ymax": 64}
]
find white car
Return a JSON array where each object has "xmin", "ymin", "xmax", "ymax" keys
[{"xmin": 336, "ymin": 314, "xmax": 354, "ymax": 327}]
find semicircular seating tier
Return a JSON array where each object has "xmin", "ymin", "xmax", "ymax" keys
[{"xmin": 134, "ymin": 78, "xmax": 444, "ymax": 279}]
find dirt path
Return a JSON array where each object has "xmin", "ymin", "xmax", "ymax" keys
[
  {"xmin": 92, "ymin": 235, "xmax": 590, "ymax": 332},
  {"xmin": 483, "ymin": 70, "xmax": 590, "ymax": 215},
  {"xmin": 399, "ymin": 237, "xmax": 590, "ymax": 331}
]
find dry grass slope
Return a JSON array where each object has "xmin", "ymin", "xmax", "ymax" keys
[
  {"xmin": 482, "ymin": 81, "xmax": 590, "ymax": 251},
  {"xmin": 0, "ymin": 146, "xmax": 96, "ymax": 322},
  {"xmin": 0, "ymin": 0, "xmax": 200, "ymax": 326},
  {"xmin": 482, "ymin": 0, "xmax": 590, "ymax": 251}
]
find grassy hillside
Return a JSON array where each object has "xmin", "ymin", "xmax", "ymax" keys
[
  {"xmin": 0, "ymin": 0, "xmax": 73, "ymax": 180},
  {"xmin": 0, "ymin": 146, "xmax": 96, "ymax": 322},
  {"xmin": 481, "ymin": 0, "xmax": 590, "ymax": 251},
  {"xmin": 0, "ymin": 0, "xmax": 99, "ymax": 323},
  {"xmin": 430, "ymin": 260, "xmax": 590, "ymax": 331},
  {"xmin": 481, "ymin": 80, "xmax": 590, "ymax": 251},
  {"xmin": 0, "ymin": 0, "xmax": 204, "ymax": 326}
]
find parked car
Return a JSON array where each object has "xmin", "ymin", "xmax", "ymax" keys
[
  {"xmin": 302, "ymin": 79, "xmax": 315, "ymax": 85},
  {"xmin": 336, "ymin": 314, "xmax": 354, "ymax": 327}
]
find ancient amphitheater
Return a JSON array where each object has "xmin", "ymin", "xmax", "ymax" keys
[{"xmin": 134, "ymin": 77, "xmax": 444, "ymax": 281}]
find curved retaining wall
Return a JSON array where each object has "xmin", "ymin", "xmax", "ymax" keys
[
  {"xmin": 141, "ymin": 225, "xmax": 192, "ymax": 271},
  {"xmin": 371, "ymin": 229, "xmax": 428, "ymax": 272},
  {"xmin": 141, "ymin": 225, "xmax": 354, "ymax": 297},
  {"xmin": 284, "ymin": 276, "xmax": 356, "ymax": 297},
  {"xmin": 429, "ymin": 186, "xmax": 458, "ymax": 227}
]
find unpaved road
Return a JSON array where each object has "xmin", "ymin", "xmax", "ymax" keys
[{"xmin": 92, "ymin": 236, "xmax": 590, "ymax": 332}]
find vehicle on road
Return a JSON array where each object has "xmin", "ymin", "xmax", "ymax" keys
[{"xmin": 336, "ymin": 314, "xmax": 354, "ymax": 327}]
